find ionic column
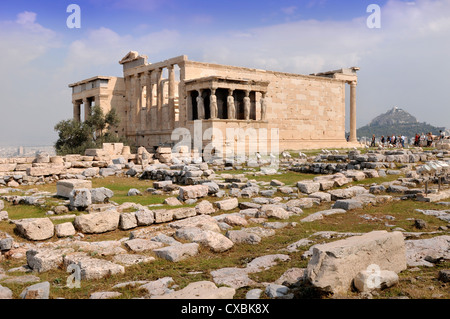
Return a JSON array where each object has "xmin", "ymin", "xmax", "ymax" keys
[
  {"xmin": 123, "ymin": 75, "xmax": 132, "ymax": 135},
  {"xmin": 128, "ymin": 75, "xmax": 136, "ymax": 131},
  {"xmin": 168, "ymin": 64, "xmax": 176, "ymax": 130},
  {"xmin": 135, "ymin": 74, "xmax": 142, "ymax": 131},
  {"xmin": 156, "ymin": 68, "xmax": 163, "ymax": 130},
  {"xmin": 178, "ymin": 62, "xmax": 187, "ymax": 125},
  {"xmin": 349, "ymin": 81, "xmax": 357, "ymax": 143},
  {"xmin": 186, "ymin": 92, "xmax": 193, "ymax": 121},
  {"xmin": 146, "ymin": 70, "xmax": 153, "ymax": 131},
  {"xmin": 73, "ymin": 101, "xmax": 81, "ymax": 122},
  {"xmin": 83, "ymin": 98, "xmax": 92, "ymax": 121}
]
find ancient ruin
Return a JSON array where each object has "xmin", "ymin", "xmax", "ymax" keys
[{"xmin": 69, "ymin": 52, "xmax": 361, "ymax": 153}]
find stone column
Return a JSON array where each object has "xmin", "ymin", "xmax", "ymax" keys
[
  {"xmin": 146, "ymin": 70, "xmax": 153, "ymax": 131},
  {"xmin": 73, "ymin": 101, "xmax": 81, "ymax": 122},
  {"xmin": 168, "ymin": 64, "xmax": 176, "ymax": 130},
  {"xmin": 186, "ymin": 92, "xmax": 193, "ymax": 121},
  {"xmin": 128, "ymin": 75, "xmax": 136, "ymax": 131},
  {"xmin": 123, "ymin": 75, "xmax": 132, "ymax": 135},
  {"xmin": 227, "ymin": 89, "xmax": 236, "ymax": 120},
  {"xmin": 349, "ymin": 81, "xmax": 357, "ymax": 143},
  {"xmin": 156, "ymin": 68, "xmax": 163, "ymax": 131},
  {"xmin": 83, "ymin": 98, "xmax": 92, "ymax": 121},
  {"xmin": 135, "ymin": 74, "xmax": 142, "ymax": 131},
  {"xmin": 210, "ymin": 88, "xmax": 218, "ymax": 119}
]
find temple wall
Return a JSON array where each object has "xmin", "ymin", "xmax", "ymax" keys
[{"xmin": 182, "ymin": 61, "xmax": 347, "ymax": 150}]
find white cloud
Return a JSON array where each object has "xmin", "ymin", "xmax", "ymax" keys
[
  {"xmin": 193, "ymin": 0, "xmax": 450, "ymax": 130},
  {"xmin": 57, "ymin": 27, "xmax": 181, "ymax": 86},
  {"xmin": 281, "ymin": 6, "xmax": 297, "ymax": 15},
  {"xmin": 0, "ymin": 11, "xmax": 59, "ymax": 65},
  {"xmin": 0, "ymin": 11, "xmax": 61, "ymax": 146},
  {"xmin": 16, "ymin": 11, "xmax": 36, "ymax": 25}
]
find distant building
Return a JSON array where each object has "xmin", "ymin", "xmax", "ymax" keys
[{"xmin": 17, "ymin": 146, "xmax": 24, "ymax": 156}]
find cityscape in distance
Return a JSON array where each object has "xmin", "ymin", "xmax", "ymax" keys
[{"xmin": 0, "ymin": 145, "xmax": 56, "ymax": 158}]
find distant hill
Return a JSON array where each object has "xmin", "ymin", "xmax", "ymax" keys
[{"xmin": 357, "ymin": 106, "xmax": 445, "ymax": 138}]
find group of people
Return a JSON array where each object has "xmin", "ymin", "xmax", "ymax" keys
[
  {"xmin": 413, "ymin": 131, "xmax": 446, "ymax": 147},
  {"xmin": 371, "ymin": 134, "xmax": 406, "ymax": 148},
  {"xmin": 413, "ymin": 132, "xmax": 433, "ymax": 147},
  {"xmin": 369, "ymin": 134, "xmax": 405, "ymax": 148},
  {"xmin": 368, "ymin": 130, "xmax": 446, "ymax": 148}
]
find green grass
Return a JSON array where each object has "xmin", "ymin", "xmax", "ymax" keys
[
  {"xmin": 93, "ymin": 176, "xmax": 175, "ymax": 206},
  {"xmin": 2, "ymin": 203, "xmax": 48, "ymax": 220},
  {"xmin": 214, "ymin": 169, "xmax": 318, "ymax": 186},
  {"xmin": 252, "ymin": 172, "xmax": 317, "ymax": 185},
  {"xmin": 352, "ymin": 174, "xmax": 405, "ymax": 186}
]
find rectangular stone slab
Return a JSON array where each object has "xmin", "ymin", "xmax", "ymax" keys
[
  {"xmin": 305, "ymin": 230, "xmax": 407, "ymax": 295},
  {"xmin": 56, "ymin": 179, "xmax": 92, "ymax": 198}
]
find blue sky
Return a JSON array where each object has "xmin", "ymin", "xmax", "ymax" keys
[
  {"xmin": 0, "ymin": 0, "xmax": 449, "ymax": 146},
  {"xmin": 0, "ymin": 1, "xmax": 387, "ymax": 30}
]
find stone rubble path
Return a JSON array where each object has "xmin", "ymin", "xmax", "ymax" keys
[{"xmin": 1, "ymin": 148, "xmax": 449, "ymax": 299}]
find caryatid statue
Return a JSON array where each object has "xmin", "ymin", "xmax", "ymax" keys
[
  {"xmin": 227, "ymin": 89, "xmax": 236, "ymax": 119},
  {"xmin": 260, "ymin": 92, "xmax": 267, "ymax": 121},
  {"xmin": 196, "ymin": 90, "xmax": 205, "ymax": 120},
  {"xmin": 243, "ymin": 90, "xmax": 251, "ymax": 120},
  {"xmin": 210, "ymin": 88, "xmax": 218, "ymax": 119}
]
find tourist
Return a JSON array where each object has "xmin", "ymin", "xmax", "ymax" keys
[
  {"xmin": 420, "ymin": 133, "xmax": 426, "ymax": 147},
  {"xmin": 381, "ymin": 135, "xmax": 385, "ymax": 146},
  {"xmin": 370, "ymin": 134, "xmax": 376, "ymax": 147},
  {"xmin": 414, "ymin": 133, "xmax": 419, "ymax": 146},
  {"xmin": 426, "ymin": 132, "xmax": 433, "ymax": 147},
  {"xmin": 440, "ymin": 130, "xmax": 445, "ymax": 140},
  {"xmin": 401, "ymin": 135, "xmax": 405, "ymax": 148}
]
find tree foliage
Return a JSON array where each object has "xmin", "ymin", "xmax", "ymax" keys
[{"xmin": 54, "ymin": 106, "xmax": 126, "ymax": 155}]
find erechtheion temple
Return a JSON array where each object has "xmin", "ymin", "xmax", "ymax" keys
[{"xmin": 69, "ymin": 51, "xmax": 360, "ymax": 155}]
